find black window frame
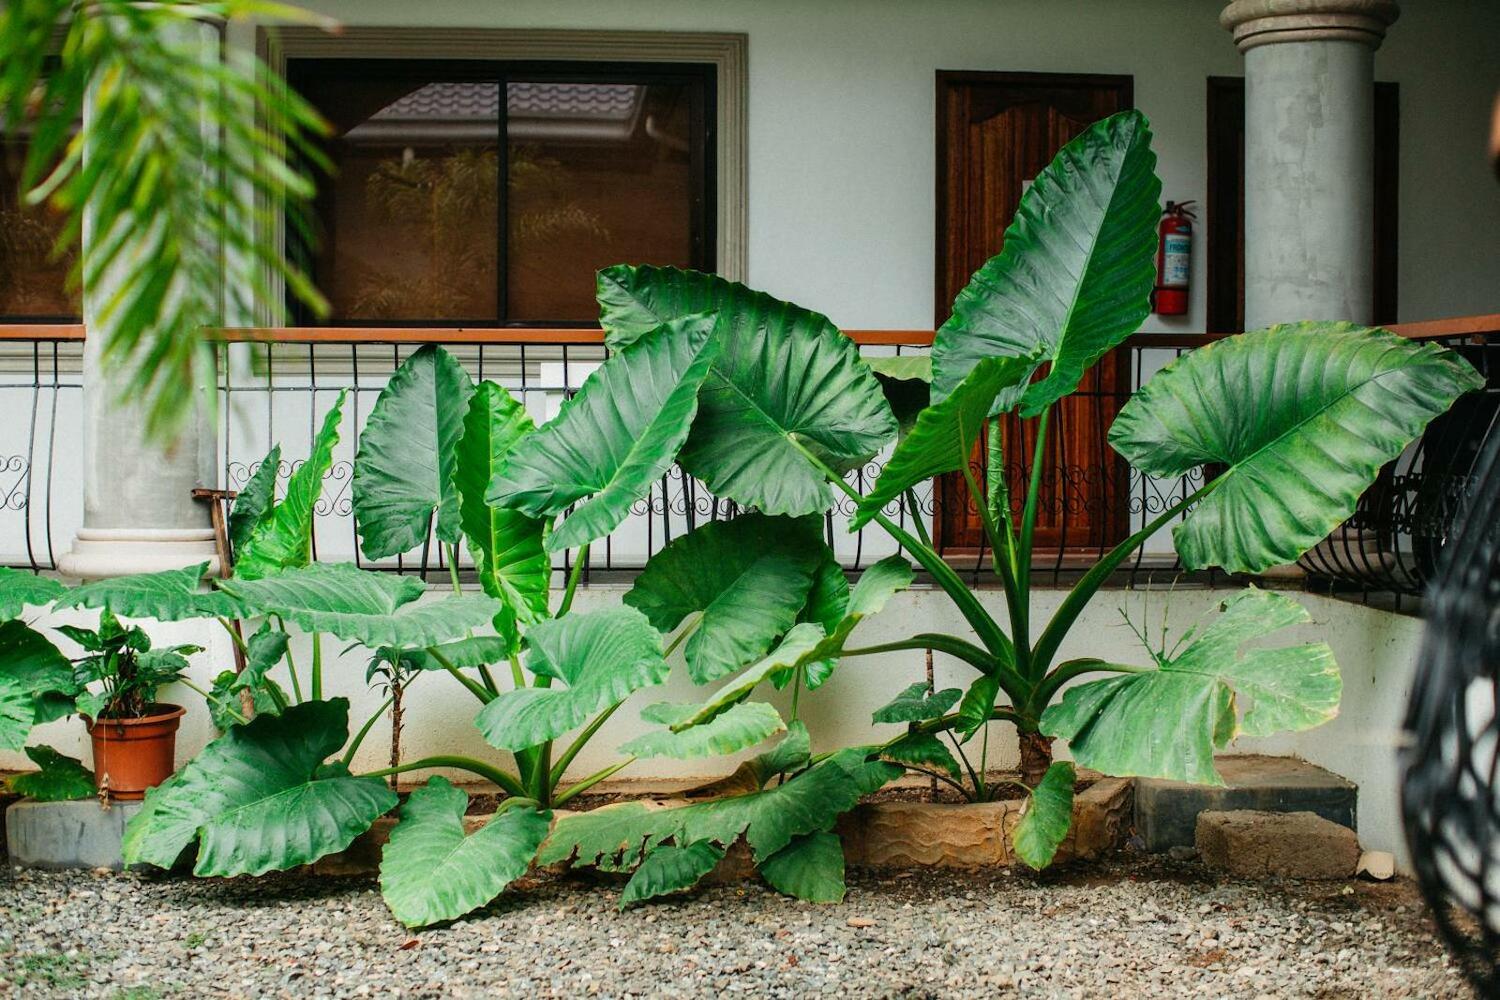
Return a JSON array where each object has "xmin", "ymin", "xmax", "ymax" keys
[{"xmin": 285, "ymin": 56, "xmax": 718, "ymax": 328}]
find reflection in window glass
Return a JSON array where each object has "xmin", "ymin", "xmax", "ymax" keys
[
  {"xmin": 0, "ymin": 140, "xmax": 78, "ymax": 320},
  {"xmin": 293, "ymin": 61, "xmax": 712, "ymax": 325}
]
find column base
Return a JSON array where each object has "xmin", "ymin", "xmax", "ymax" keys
[{"xmin": 58, "ymin": 528, "xmax": 221, "ymax": 581}]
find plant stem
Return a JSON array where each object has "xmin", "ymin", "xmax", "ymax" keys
[
  {"xmin": 446, "ymin": 542, "xmax": 463, "ymax": 595},
  {"xmin": 663, "ymin": 614, "xmax": 701, "ymax": 660},
  {"xmin": 341, "ymin": 693, "xmax": 395, "ymax": 767},
  {"xmin": 550, "ymin": 702, "xmax": 622, "ymax": 785},
  {"xmin": 359, "ymin": 754, "xmax": 526, "ymax": 798},
  {"xmin": 508, "ymin": 653, "xmax": 526, "ymax": 690},
  {"xmin": 1014, "ymin": 405, "xmax": 1053, "ymax": 679},
  {"xmin": 477, "ymin": 664, "xmax": 500, "ymax": 696},
  {"xmin": 217, "ymin": 617, "xmax": 249, "ymax": 657},
  {"xmin": 530, "ymin": 740, "xmax": 553, "ymax": 806},
  {"xmin": 790, "ymin": 667, "xmax": 803, "ymax": 723},
  {"xmin": 178, "ymin": 678, "xmax": 248, "ymax": 727},
  {"xmin": 424, "ymin": 646, "xmax": 493, "ymax": 704},
  {"xmin": 839, "ymin": 635, "xmax": 1026, "ymax": 706},
  {"xmin": 554, "ymin": 757, "xmax": 634, "ymax": 807},
  {"xmin": 897, "ymin": 763, "xmax": 973, "ymax": 800},
  {"xmin": 903, "ymin": 487, "xmax": 933, "ymax": 549},
  {"xmin": 276, "ymin": 618, "xmax": 304, "ymax": 704},
  {"xmin": 556, "ymin": 543, "xmax": 590, "ymax": 618},
  {"xmin": 946, "ymin": 729, "xmax": 985, "ymax": 800},
  {"xmin": 310, "ymin": 631, "xmax": 323, "ymax": 701}
]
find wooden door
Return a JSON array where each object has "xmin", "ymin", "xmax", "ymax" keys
[{"xmin": 934, "ymin": 71, "xmax": 1134, "ymax": 559}]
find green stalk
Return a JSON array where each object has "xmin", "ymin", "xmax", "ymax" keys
[
  {"xmin": 1013, "ymin": 405, "xmax": 1053, "ymax": 679},
  {"xmin": 1030, "ymin": 481, "xmax": 1215, "ymax": 677},
  {"xmin": 556, "ymin": 543, "xmax": 590, "ymax": 618},
  {"xmin": 310, "ymin": 631, "xmax": 323, "ymax": 701},
  {"xmin": 959, "ymin": 441, "xmax": 1029, "ymax": 680},
  {"xmin": 530, "ymin": 740, "xmax": 553, "ymax": 805},
  {"xmin": 446, "ymin": 542, "xmax": 463, "ymax": 595},
  {"xmin": 554, "ymin": 757, "xmax": 634, "ymax": 807},
  {"xmin": 508, "ymin": 653, "xmax": 526, "ymax": 690},
  {"xmin": 341, "ymin": 693, "xmax": 395, "ymax": 767},
  {"xmin": 178, "ymin": 678, "xmax": 248, "ymax": 727},
  {"xmin": 790, "ymin": 667, "xmax": 803, "ymax": 723},
  {"xmin": 217, "ymin": 617, "xmax": 249, "ymax": 657},
  {"xmin": 903, "ymin": 487, "xmax": 933, "ymax": 549},
  {"xmin": 839, "ymin": 634, "xmax": 1025, "ymax": 706},
  {"xmin": 663, "ymin": 615, "xmax": 701, "ymax": 660},
  {"xmin": 275, "ymin": 617, "xmax": 303, "ymax": 704},
  {"xmin": 550, "ymin": 702, "xmax": 622, "ymax": 785},
  {"xmin": 359, "ymin": 754, "xmax": 526, "ymax": 798},
  {"xmin": 425, "ymin": 646, "xmax": 493, "ymax": 704},
  {"xmin": 1030, "ymin": 657, "xmax": 1151, "ymax": 713}
]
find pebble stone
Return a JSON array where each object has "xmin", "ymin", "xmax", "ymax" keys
[{"xmin": 0, "ymin": 857, "xmax": 1463, "ymax": 998}]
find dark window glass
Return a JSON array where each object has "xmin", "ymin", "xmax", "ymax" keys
[
  {"xmin": 0, "ymin": 139, "xmax": 79, "ymax": 320},
  {"xmin": 290, "ymin": 60, "xmax": 714, "ymax": 325}
]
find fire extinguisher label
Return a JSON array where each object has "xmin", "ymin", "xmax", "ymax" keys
[{"xmin": 1162, "ymin": 234, "xmax": 1191, "ymax": 286}]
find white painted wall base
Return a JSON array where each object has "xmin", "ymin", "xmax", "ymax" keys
[{"xmin": 6, "ymin": 583, "xmax": 1423, "ymax": 855}]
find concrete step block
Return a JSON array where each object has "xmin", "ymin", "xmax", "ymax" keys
[
  {"xmin": 1196, "ymin": 809, "xmax": 1360, "ymax": 879},
  {"xmin": 1135, "ymin": 754, "xmax": 1356, "ymax": 851},
  {"xmin": 5, "ymin": 798, "xmax": 142, "ymax": 870}
]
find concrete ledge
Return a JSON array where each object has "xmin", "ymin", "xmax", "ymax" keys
[
  {"xmin": 5, "ymin": 798, "xmax": 142, "ymax": 870},
  {"xmin": 1197, "ymin": 809, "xmax": 1360, "ymax": 879},
  {"xmin": 1135, "ymin": 755, "xmax": 1355, "ymax": 851}
]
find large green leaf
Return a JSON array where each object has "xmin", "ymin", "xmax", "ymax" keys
[
  {"xmin": 1012, "ymin": 761, "xmax": 1075, "ymax": 870},
  {"xmin": 7, "ymin": 745, "xmax": 95, "ymax": 802},
  {"xmin": 58, "ymin": 562, "xmax": 218, "ymax": 620},
  {"xmin": 540, "ymin": 748, "xmax": 900, "ymax": 872},
  {"xmin": 867, "ymin": 354, "xmax": 932, "ymax": 439},
  {"xmin": 216, "ymin": 564, "xmax": 501, "ymax": 648},
  {"xmin": 227, "ymin": 445, "xmax": 281, "ymax": 556},
  {"xmin": 353, "ymin": 346, "xmax": 475, "ymax": 560},
  {"xmin": 1109, "ymin": 323, "xmax": 1484, "ymax": 573},
  {"xmin": 456, "ymin": 380, "xmax": 550, "ymax": 651},
  {"xmin": 758, "ymin": 831, "xmax": 846, "ymax": 903},
  {"xmin": 120, "ymin": 699, "xmax": 398, "ymax": 875},
  {"xmin": 379, "ymin": 777, "xmax": 551, "ymax": 928},
  {"xmin": 619, "ymin": 840, "xmax": 725, "ymax": 908},
  {"xmin": 1041, "ymin": 588, "xmax": 1342, "ymax": 786},
  {"xmin": 624, "ymin": 513, "xmax": 823, "ymax": 683},
  {"xmin": 621, "ymin": 701, "xmax": 785, "ymax": 760},
  {"xmin": 488, "ymin": 314, "xmax": 721, "ymax": 552},
  {"xmin": 0, "ymin": 620, "xmax": 76, "ymax": 749},
  {"xmin": 872, "ymin": 682, "xmax": 962, "ymax": 724},
  {"xmin": 0, "ymin": 568, "xmax": 64, "ymax": 619},
  {"xmin": 881, "ymin": 732, "xmax": 961, "ymax": 780},
  {"xmin": 774, "ymin": 554, "xmax": 915, "ymax": 691},
  {"xmin": 475, "ymin": 606, "xmax": 668, "ymax": 751},
  {"xmin": 596, "ymin": 265, "xmax": 898, "ymax": 514},
  {"xmin": 207, "ymin": 624, "xmax": 290, "ymax": 730},
  {"xmin": 383, "ymin": 637, "xmax": 512, "ymax": 673},
  {"xmin": 932, "ymin": 110, "xmax": 1161, "ymax": 417},
  {"xmin": 659, "ymin": 625, "xmax": 826, "ymax": 732},
  {"xmin": 235, "ymin": 391, "xmax": 347, "ymax": 580},
  {"xmin": 855, "ymin": 355, "xmax": 1040, "ymax": 529}
]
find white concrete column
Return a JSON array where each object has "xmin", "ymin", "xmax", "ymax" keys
[
  {"xmin": 1221, "ymin": 0, "xmax": 1400, "ymax": 330},
  {"xmin": 58, "ymin": 20, "xmax": 221, "ymax": 581}
]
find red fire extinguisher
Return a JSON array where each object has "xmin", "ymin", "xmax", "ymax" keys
[{"xmin": 1153, "ymin": 200, "xmax": 1195, "ymax": 315}]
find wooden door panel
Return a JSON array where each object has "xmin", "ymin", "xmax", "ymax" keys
[{"xmin": 934, "ymin": 72, "xmax": 1133, "ymax": 557}]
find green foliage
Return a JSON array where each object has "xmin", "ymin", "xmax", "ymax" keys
[
  {"xmin": 379, "ymin": 777, "xmax": 551, "ymax": 928},
  {"xmin": 0, "ymin": 568, "xmax": 64, "ymax": 620},
  {"xmin": 1012, "ymin": 762, "xmax": 1076, "ymax": 870},
  {"xmin": 867, "ymin": 355, "xmax": 932, "ymax": 439},
  {"xmin": 1041, "ymin": 589, "xmax": 1341, "ymax": 786},
  {"xmin": 489, "ymin": 314, "xmax": 723, "ymax": 551},
  {"xmin": 456, "ymin": 380, "xmax": 550, "ymax": 651},
  {"xmin": 0, "ymin": 620, "xmax": 75, "ymax": 750},
  {"xmin": 619, "ymin": 841, "xmax": 725, "ymax": 908},
  {"xmin": 122, "ymin": 699, "xmax": 397, "ymax": 875},
  {"xmin": 62, "ymin": 609, "xmax": 199, "ymax": 720},
  {"xmin": 234, "ymin": 392, "xmax": 347, "ymax": 580},
  {"xmin": 775, "ymin": 555, "xmax": 915, "ymax": 690},
  {"xmin": 881, "ymin": 732, "xmax": 960, "ymax": 780},
  {"xmin": 541, "ymin": 749, "xmax": 899, "ymax": 883},
  {"xmin": 216, "ymin": 563, "xmax": 501, "ymax": 648},
  {"xmin": 58, "ymin": 563, "xmax": 218, "ymax": 620},
  {"xmin": 932, "ymin": 110, "xmax": 1161, "ymax": 418},
  {"xmin": 475, "ymin": 607, "xmax": 669, "ymax": 751},
  {"xmin": 353, "ymin": 345, "xmax": 475, "ymax": 559},
  {"xmin": 596, "ymin": 265, "xmax": 897, "ymax": 515},
  {"xmin": 873, "ymin": 682, "xmax": 962, "ymax": 724},
  {"xmin": 622, "ymin": 701, "xmax": 785, "ymax": 760},
  {"xmin": 227, "ymin": 446, "xmax": 281, "ymax": 556},
  {"xmin": 7, "ymin": 745, "xmax": 94, "ymax": 801},
  {"xmin": 624, "ymin": 513, "xmax": 823, "ymax": 683},
  {"xmin": 206, "ymin": 624, "xmax": 289, "ymax": 730},
  {"xmin": 0, "ymin": 1, "xmax": 333, "ymax": 438},
  {"xmin": 1109, "ymin": 323, "xmax": 1485, "ymax": 573},
  {"xmin": 758, "ymin": 831, "xmax": 846, "ymax": 903},
  {"xmin": 657, "ymin": 624, "xmax": 826, "ymax": 732}
]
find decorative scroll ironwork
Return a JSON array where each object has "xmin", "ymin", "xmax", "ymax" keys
[{"xmin": 1401, "ymin": 415, "xmax": 1500, "ymax": 995}]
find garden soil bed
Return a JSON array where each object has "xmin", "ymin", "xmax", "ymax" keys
[{"xmin": 0, "ymin": 856, "xmax": 1463, "ymax": 997}]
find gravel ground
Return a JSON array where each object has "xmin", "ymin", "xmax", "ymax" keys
[{"xmin": 0, "ymin": 857, "xmax": 1465, "ymax": 999}]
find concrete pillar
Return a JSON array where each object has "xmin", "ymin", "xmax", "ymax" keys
[
  {"xmin": 58, "ymin": 21, "xmax": 221, "ymax": 580},
  {"xmin": 1221, "ymin": 0, "xmax": 1400, "ymax": 330}
]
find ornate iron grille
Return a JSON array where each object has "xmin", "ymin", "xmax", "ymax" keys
[{"xmin": 1402, "ymin": 411, "xmax": 1500, "ymax": 995}]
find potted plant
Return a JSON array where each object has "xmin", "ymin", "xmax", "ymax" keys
[{"xmin": 61, "ymin": 608, "xmax": 200, "ymax": 799}]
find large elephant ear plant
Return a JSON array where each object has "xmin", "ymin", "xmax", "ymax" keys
[{"xmin": 602, "ymin": 109, "xmax": 1482, "ymax": 870}]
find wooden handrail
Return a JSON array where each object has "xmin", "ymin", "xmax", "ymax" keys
[{"xmin": 1, "ymin": 313, "xmax": 1494, "ymax": 346}]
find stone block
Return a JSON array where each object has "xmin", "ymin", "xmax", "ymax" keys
[
  {"xmin": 1196, "ymin": 809, "xmax": 1359, "ymax": 879},
  {"xmin": 1135, "ymin": 755, "xmax": 1356, "ymax": 851},
  {"xmin": 5, "ymin": 798, "xmax": 143, "ymax": 870}
]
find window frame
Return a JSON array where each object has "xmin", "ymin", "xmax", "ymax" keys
[
  {"xmin": 285, "ymin": 56, "xmax": 717, "ymax": 328},
  {"xmin": 256, "ymin": 26, "xmax": 748, "ymax": 330}
]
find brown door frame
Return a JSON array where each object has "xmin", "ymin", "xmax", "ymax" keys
[{"xmin": 933, "ymin": 70, "xmax": 1136, "ymax": 559}]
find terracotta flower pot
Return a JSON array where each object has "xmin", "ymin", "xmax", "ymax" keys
[{"xmin": 85, "ymin": 703, "xmax": 185, "ymax": 800}]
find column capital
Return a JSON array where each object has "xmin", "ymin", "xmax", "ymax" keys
[{"xmin": 1221, "ymin": 1, "xmax": 1400, "ymax": 52}]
